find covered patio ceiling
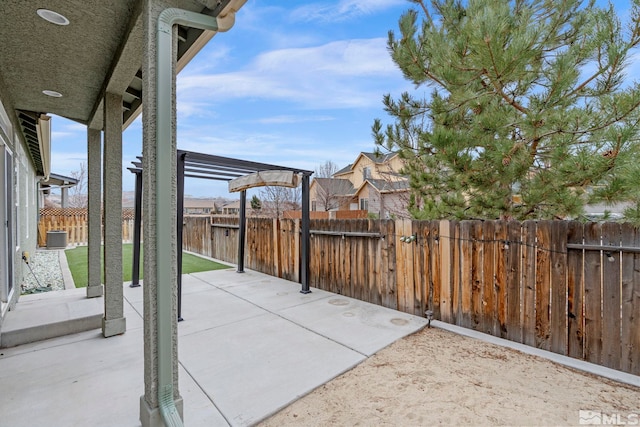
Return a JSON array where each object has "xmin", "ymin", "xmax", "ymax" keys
[{"xmin": 0, "ymin": 0, "xmax": 238, "ymax": 170}]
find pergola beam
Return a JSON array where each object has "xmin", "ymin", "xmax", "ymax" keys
[{"xmin": 130, "ymin": 149, "xmax": 314, "ymax": 320}]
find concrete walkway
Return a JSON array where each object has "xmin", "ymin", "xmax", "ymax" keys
[{"xmin": 0, "ymin": 268, "xmax": 427, "ymax": 426}]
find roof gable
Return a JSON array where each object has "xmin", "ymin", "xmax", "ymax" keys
[
  {"xmin": 313, "ymin": 177, "xmax": 355, "ymax": 195},
  {"xmin": 333, "ymin": 151, "xmax": 400, "ymax": 177}
]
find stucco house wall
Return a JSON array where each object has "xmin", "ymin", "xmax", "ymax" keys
[{"xmin": 0, "ymin": 96, "xmax": 40, "ymax": 335}]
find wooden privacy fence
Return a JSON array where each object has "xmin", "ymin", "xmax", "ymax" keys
[
  {"xmin": 38, "ymin": 208, "xmax": 136, "ymax": 246},
  {"xmin": 403, "ymin": 220, "xmax": 640, "ymax": 376},
  {"xmin": 183, "ymin": 216, "xmax": 639, "ymax": 376}
]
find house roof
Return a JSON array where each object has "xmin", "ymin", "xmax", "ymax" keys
[
  {"xmin": 39, "ymin": 172, "xmax": 78, "ymax": 189},
  {"xmin": 333, "ymin": 164, "xmax": 353, "ymax": 176},
  {"xmin": 361, "ymin": 151, "xmax": 398, "ymax": 163},
  {"xmin": 222, "ymin": 200, "xmax": 241, "ymax": 209},
  {"xmin": 313, "ymin": 177, "xmax": 356, "ymax": 196},
  {"xmin": 183, "ymin": 198, "xmax": 218, "ymax": 209},
  {"xmin": 352, "ymin": 178, "xmax": 410, "ymax": 198},
  {"xmin": 0, "ymin": 0, "xmax": 244, "ymax": 173},
  {"xmin": 333, "ymin": 151, "xmax": 399, "ymax": 177},
  {"xmin": 366, "ymin": 178, "xmax": 410, "ymax": 193}
]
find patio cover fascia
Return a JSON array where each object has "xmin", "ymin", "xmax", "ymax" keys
[{"xmin": 129, "ymin": 149, "xmax": 314, "ymax": 319}]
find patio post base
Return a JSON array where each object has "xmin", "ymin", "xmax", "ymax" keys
[
  {"xmin": 102, "ymin": 317, "xmax": 126, "ymax": 337},
  {"xmin": 140, "ymin": 395, "xmax": 183, "ymax": 427},
  {"xmin": 86, "ymin": 285, "xmax": 103, "ymax": 298}
]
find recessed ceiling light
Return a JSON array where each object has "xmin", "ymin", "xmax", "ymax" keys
[
  {"xmin": 36, "ymin": 9, "xmax": 70, "ymax": 26},
  {"xmin": 42, "ymin": 90, "xmax": 63, "ymax": 98}
]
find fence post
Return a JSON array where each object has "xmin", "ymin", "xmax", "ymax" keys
[
  {"xmin": 272, "ymin": 217, "xmax": 279, "ymax": 277},
  {"xmin": 439, "ymin": 220, "xmax": 452, "ymax": 323},
  {"xmin": 294, "ymin": 219, "xmax": 300, "ymax": 283}
]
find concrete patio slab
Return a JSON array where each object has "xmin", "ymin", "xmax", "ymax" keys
[
  {"xmin": 179, "ymin": 313, "xmax": 364, "ymax": 426},
  {"xmin": 0, "ymin": 329, "xmax": 144, "ymax": 427},
  {"xmin": 178, "ymin": 286, "xmax": 265, "ymax": 337},
  {"xmin": 207, "ymin": 273, "xmax": 333, "ymax": 312},
  {"xmin": 190, "ymin": 269, "xmax": 266, "ymax": 288},
  {"xmin": 0, "ymin": 268, "xmax": 428, "ymax": 426},
  {"xmin": 1, "ymin": 288, "xmax": 103, "ymax": 348},
  {"xmin": 278, "ymin": 295, "xmax": 427, "ymax": 356}
]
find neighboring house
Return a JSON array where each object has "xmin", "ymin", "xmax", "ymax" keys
[
  {"xmin": 353, "ymin": 178, "xmax": 412, "ymax": 219},
  {"xmin": 310, "ymin": 152, "xmax": 411, "ymax": 218},
  {"xmin": 183, "ymin": 198, "xmax": 218, "ymax": 215},
  {"xmin": 309, "ymin": 178, "xmax": 354, "ymax": 211},
  {"xmin": 0, "ymin": 98, "xmax": 49, "ymax": 328},
  {"xmin": 220, "ymin": 200, "xmax": 241, "ymax": 215},
  {"xmin": 219, "ymin": 199, "xmax": 300, "ymax": 218}
]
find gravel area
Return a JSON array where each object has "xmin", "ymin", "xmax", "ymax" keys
[{"xmin": 21, "ymin": 250, "xmax": 66, "ymax": 293}]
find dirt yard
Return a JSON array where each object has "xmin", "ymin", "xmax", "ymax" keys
[{"xmin": 260, "ymin": 327, "xmax": 639, "ymax": 426}]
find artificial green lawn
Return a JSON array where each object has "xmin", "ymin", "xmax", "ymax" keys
[{"xmin": 65, "ymin": 244, "xmax": 229, "ymax": 288}]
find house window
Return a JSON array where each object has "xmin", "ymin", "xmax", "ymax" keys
[
  {"xmin": 363, "ymin": 167, "xmax": 370, "ymax": 179},
  {"xmin": 360, "ymin": 198, "xmax": 368, "ymax": 211},
  {"xmin": 311, "ymin": 201, "xmax": 317, "ymax": 211}
]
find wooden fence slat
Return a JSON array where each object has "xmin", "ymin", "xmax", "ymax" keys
[
  {"xmin": 357, "ymin": 220, "xmax": 367, "ymax": 302},
  {"xmin": 567, "ymin": 221, "xmax": 585, "ymax": 360},
  {"xmin": 439, "ymin": 220, "xmax": 453, "ymax": 323},
  {"xmin": 459, "ymin": 221, "xmax": 473, "ymax": 328},
  {"xmin": 535, "ymin": 221, "xmax": 551, "ymax": 349},
  {"xmin": 584, "ymin": 222, "xmax": 603, "ymax": 365},
  {"xmin": 481, "ymin": 221, "xmax": 496, "ymax": 335},
  {"xmin": 471, "ymin": 221, "xmax": 483, "ymax": 331},
  {"xmin": 365, "ymin": 220, "xmax": 374, "ymax": 304},
  {"xmin": 343, "ymin": 221, "xmax": 353, "ymax": 298},
  {"xmin": 550, "ymin": 221, "xmax": 568, "ymax": 355},
  {"xmin": 429, "ymin": 221, "xmax": 441, "ymax": 319},
  {"xmin": 494, "ymin": 221, "xmax": 508, "ymax": 338},
  {"xmin": 522, "ymin": 221, "xmax": 537, "ymax": 347},
  {"xmin": 384, "ymin": 219, "xmax": 397, "ymax": 310},
  {"xmin": 620, "ymin": 223, "xmax": 639, "ymax": 375},
  {"xmin": 505, "ymin": 221, "xmax": 522, "ymax": 343},
  {"xmin": 413, "ymin": 220, "xmax": 426, "ymax": 316},
  {"xmin": 395, "ymin": 219, "xmax": 409, "ymax": 312},
  {"xmin": 601, "ymin": 222, "xmax": 621, "ymax": 370},
  {"xmin": 452, "ymin": 221, "xmax": 463, "ymax": 326},
  {"xmin": 336, "ymin": 219, "xmax": 345, "ymax": 295}
]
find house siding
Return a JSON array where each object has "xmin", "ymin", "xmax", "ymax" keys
[
  {"xmin": 368, "ymin": 188, "xmax": 381, "ymax": 216},
  {"xmin": 381, "ymin": 192, "xmax": 411, "ymax": 219}
]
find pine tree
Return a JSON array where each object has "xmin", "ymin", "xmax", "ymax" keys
[
  {"xmin": 373, "ymin": 0, "xmax": 640, "ymax": 222},
  {"xmin": 250, "ymin": 195, "xmax": 262, "ymax": 211}
]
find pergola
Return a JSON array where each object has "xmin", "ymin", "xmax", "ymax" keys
[{"xmin": 129, "ymin": 149, "xmax": 314, "ymax": 320}]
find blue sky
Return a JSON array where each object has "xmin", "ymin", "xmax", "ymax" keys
[
  {"xmin": 50, "ymin": 0, "xmax": 414, "ymax": 197},
  {"xmin": 49, "ymin": 0, "xmax": 637, "ymax": 198}
]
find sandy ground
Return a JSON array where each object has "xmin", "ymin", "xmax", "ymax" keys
[{"xmin": 260, "ymin": 327, "xmax": 639, "ymax": 427}]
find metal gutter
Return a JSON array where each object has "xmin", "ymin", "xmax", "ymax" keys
[{"xmin": 155, "ymin": 8, "xmax": 235, "ymax": 426}]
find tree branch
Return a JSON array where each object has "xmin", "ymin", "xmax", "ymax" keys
[{"xmin": 483, "ymin": 37, "xmax": 529, "ymax": 115}]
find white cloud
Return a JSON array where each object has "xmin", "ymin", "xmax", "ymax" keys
[
  {"xmin": 49, "ymin": 151, "xmax": 87, "ymax": 175},
  {"xmin": 50, "ymin": 116, "xmax": 87, "ymax": 142},
  {"xmin": 257, "ymin": 115, "xmax": 334, "ymax": 124},
  {"xmin": 177, "ymin": 38, "xmax": 406, "ymax": 113},
  {"xmin": 290, "ymin": 0, "xmax": 406, "ymax": 23}
]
